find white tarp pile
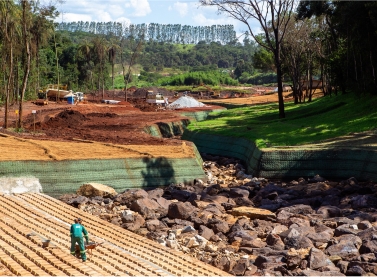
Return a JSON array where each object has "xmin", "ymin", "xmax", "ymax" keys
[{"xmin": 167, "ymin": 96, "xmax": 207, "ymax": 109}]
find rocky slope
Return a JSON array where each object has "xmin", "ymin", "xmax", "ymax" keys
[{"xmin": 60, "ymin": 154, "xmax": 377, "ymax": 276}]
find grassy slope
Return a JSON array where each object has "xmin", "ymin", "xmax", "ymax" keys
[{"xmin": 187, "ymin": 93, "xmax": 377, "ymax": 148}]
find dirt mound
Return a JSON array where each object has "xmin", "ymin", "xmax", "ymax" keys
[
  {"xmin": 44, "ymin": 110, "xmax": 88, "ymax": 128},
  {"xmin": 132, "ymin": 88, "xmax": 149, "ymax": 98},
  {"xmin": 128, "ymin": 98, "xmax": 162, "ymax": 112}
]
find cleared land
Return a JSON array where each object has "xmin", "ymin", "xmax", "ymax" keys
[{"xmin": 0, "ymin": 134, "xmax": 195, "ymax": 161}]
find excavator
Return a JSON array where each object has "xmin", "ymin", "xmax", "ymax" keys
[{"xmin": 192, "ymin": 83, "xmax": 220, "ymax": 98}]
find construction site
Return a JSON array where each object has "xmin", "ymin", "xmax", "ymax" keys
[
  {"xmin": 2, "ymin": 89, "xmax": 377, "ymax": 276},
  {"xmin": 0, "ymin": 89, "xmax": 233, "ymax": 276}
]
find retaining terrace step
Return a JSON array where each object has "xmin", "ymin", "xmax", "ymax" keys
[
  {"xmin": 0, "ymin": 193, "xmax": 230, "ymax": 276},
  {"xmin": 18, "ymin": 193, "xmax": 226, "ymax": 276}
]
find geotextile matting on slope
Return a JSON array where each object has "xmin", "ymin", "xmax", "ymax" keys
[
  {"xmin": 144, "ymin": 119, "xmax": 190, "ymax": 138},
  {"xmin": 0, "ymin": 135, "xmax": 206, "ymax": 197},
  {"xmin": 179, "ymin": 108, "xmax": 226, "ymax": 122},
  {"xmin": 0, "ymin": 193, "xmax": 229, "ymax": 276},
  {"xmin": 144, "ymin": 108, "xmax": 227, "ymax": 139},
  {"xmin": 182, "ymin": 131, "xmax": 377, "ymax": 181}
]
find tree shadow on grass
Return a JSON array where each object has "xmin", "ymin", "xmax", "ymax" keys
[{"xmin": 141, "ymin": 157, "xmax": 176, "ymax": 188}]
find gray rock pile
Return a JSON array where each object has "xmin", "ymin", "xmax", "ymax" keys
[
  {"xmin": 167, "ymin": 96, "xmax": 207, "ymax": 109},
  {"xmin": 60, "ymin": 154, "xmax": 377, "ymax": 276}
]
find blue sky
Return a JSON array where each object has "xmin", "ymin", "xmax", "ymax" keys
[{"xmin": 56, "ymin": 0, "xmax": 261, "ymax": 39}]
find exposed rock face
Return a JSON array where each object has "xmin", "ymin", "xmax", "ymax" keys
[
  {"xmin": 60, "ymin": 154, "xmax": 377, "ymax": 276},
  {"xmin": 77, "ymin": 183, "xmax": 117, "ymax": 198}
]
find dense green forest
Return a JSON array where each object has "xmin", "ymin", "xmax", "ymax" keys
[{"xmin": 1, "ymin": 0, "xmax": 377, "ymax": 127}]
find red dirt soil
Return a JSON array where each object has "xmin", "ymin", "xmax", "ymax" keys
[{"xmin": 0, "ymin": 97, "xmax": 224, "ymax": 146}]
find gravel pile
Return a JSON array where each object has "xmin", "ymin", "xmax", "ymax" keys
[{"xmin": 168, "ymin": 96, "xmax": 207, "ymax": 109}]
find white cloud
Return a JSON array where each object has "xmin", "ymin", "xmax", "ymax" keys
[
  {"xmin": 61, "ymin": 13, "xmax": 92, "ymax": 22},
  {"xmin": 57, "ymin": 0, "xmax": 151, "ymax": 22},
  {"xmin": 173, "ymin": 2, "xmax": 188, "ymax": 17},
  {"xmin": 115, "ymin": 17, "xmax": 132, "ymax": 26},
  {"xmin": 192, "ymin": 13, "xmax": 235, "ymax": 26},
  {"xmin": 129, "ymin": 0, "xmax": 151, "ymax": 17}
]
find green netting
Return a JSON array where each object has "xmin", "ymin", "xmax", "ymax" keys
[
  {"xmin": 182, "ymin": 131, "xmax": 262, "ymax": 175},
  {"xmin": 0, "ymin": 156, "xmax": 206, "ymax": 198},
  {"xmin": 144, "ymin": 125, "xmax": 161, "ymax": 137},
  {"xmin": 145, "ymin": 119, "xmax": 190, "ymax": 138},
  {"xmin": 144, "ymin": 109, "xmax": 225, "ymax": 139},
  {"xmin": 182, "ymin": 130, "xmax": 377, "ymax": 181},
  {"xmin": 179, "ymin": 109, "xmax": 226, "ymax": 122}
]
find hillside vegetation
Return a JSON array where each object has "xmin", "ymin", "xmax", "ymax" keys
[{"xmin": 188, "ymin": 93, "xmax": 377, "ymax": 148}]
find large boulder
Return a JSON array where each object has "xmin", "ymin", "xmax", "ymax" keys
[
  {"xmin": 229, "ymin": 258, "xmax": 249, "ymax": 276},
  {"xmin": 168, "ymin": 202, "xmax": 197, "ymax": 220},
  {"xmin": 76, "ymin": 183, "xmax": 117, "ymax": 198},
  {"xmin": 147, "ymin": 188, "xmax": 164, "ymax": 199},
  {"xmin": 308, "ymin": 247, "xmax": 334, "ymax": 270},
  {"xmin": 229, "ymin": 187, "xmax": 250, "ymax": 198},
  {"xmin": 357, "ymin": 227, "xmax": 377, "ymax": 254},
  {"xmin": 199, "ymin": 225, "xmax": 215, "ymax": 240},
  {"xmin": 277, "ymin": 204, "xmax": 314, "ymax": 216},
  {"xmin": 325, "ymin": 240, "xmax": 360, "ymax": 261},
  {"xmin": 230, "ymin": 206, "xmax": 276, "ymax": 221},
  {"xmin": 130, "ymin": 198, "xmax": 167, "ymax": 218},
  {"xmin": 113, "ymin": 189, "xmax": 149, "ymax": 206},
  {"xmin": 121, "ymin": 210, "xmax": 145, "ymax": 231},
  {"xmin": 67, "ymin": 194, "xmax": 89, "ymax": 205}
]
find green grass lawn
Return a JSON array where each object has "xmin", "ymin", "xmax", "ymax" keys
[{"xmin": 187, "ymin": 93, "xmax": 377, "ymax": 148}]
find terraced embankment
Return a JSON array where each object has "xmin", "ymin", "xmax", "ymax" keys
[
  {"xmin": 182, "ymin": 131, "xmax": 377, "ymax": 181},
  {"xmin": 0, "ymin": 192, "xmax": 230, "ymax": 276},
  {"xmin": 0, "ymin": 134, "xmax": 206, "ymax": 197},
  {"xmin": 144, "ymin": 109, "xmax": 226, "ymax": 138}
]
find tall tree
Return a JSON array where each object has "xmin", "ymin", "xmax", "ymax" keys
[
  {"xmin": 0, "ymin": 0, "xmax": 18, "ymax": 129},
  {"xmin": 200, "ymin": 0, "xmax": 295, "ymax": 118},
  {"xmin": 123, "ymin": 39, "xmax": 143, "ymax": 101},
  {"xmin": 18, "ymin": 0, "xmax": 32, "ymax": 129},
  {"xmin": 92, "ymin": 36, "xmax": 107, "ymax": 98},
  {"xmin": 108, "ymin": 37, "xmax": 120, "ymax": 97},
  {"xmin": 78, "ymin": 39, "xmax": 93, "ymax": 90}
]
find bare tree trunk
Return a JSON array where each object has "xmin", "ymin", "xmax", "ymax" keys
[
  {"xmin": 112, "ymin": 58, "xmax": 115, "ymax": 98},
  {"xmin": 54, "ymin": 32, "xmax": 60, "ymax": 102},
  {"xmin": 308, "ymin": 63, "xmax": 313, "ymax": 102},
  {"xmin": 18, "ymin": 0, "xmax": 31, "ymax": 129},
  {"xmin": 4, "ymin": 45, "xmax": 13, "ymax": 129},
  {"xmin": 102, "ymin": 65, "xmax": 105, "ymax": 99},
  {"xmin": 275, "ymin": 47, "xmax": 285, "ymax": 118},
  {"xmin": 370, "ymin": 50, "xmax": 376, "ymax": 90}
]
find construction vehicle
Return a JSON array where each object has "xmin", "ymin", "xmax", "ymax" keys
[
  {"xmin": 40, "ymin": 84, "xmax": 71, "ymax": 101},
  {"xmin": 146, "ymin": 91, "xmax": 165, "ymax": 104},
  {"xmin": 35, "ymin": 89, "xmax": 49, "ymax": 105},
  {"xmin": 192, "ymin": 83, "xmax": 220, "ymax": 98}
]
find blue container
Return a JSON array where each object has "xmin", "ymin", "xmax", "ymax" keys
[{"xmin": 67, "ymin": 96, "xmax": 75, "ymax": 104}]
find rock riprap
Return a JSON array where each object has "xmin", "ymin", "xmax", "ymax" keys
[{"xmin": 60, "ymin": 153, "xmax": 377, "ymax": 276}]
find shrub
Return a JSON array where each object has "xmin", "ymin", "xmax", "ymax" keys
[{"xmin": 158, "ymin": 70, "xmax": 238, "ymax": 86}]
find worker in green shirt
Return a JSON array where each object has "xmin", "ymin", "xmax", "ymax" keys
[{"xmin": 70, "ymin": 218, "xmax": 89, "ymax": 262}]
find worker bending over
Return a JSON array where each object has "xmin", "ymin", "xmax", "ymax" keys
[{"xmin": 70, "ymin": 218, "xmax": 89, "ymax": 262}]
